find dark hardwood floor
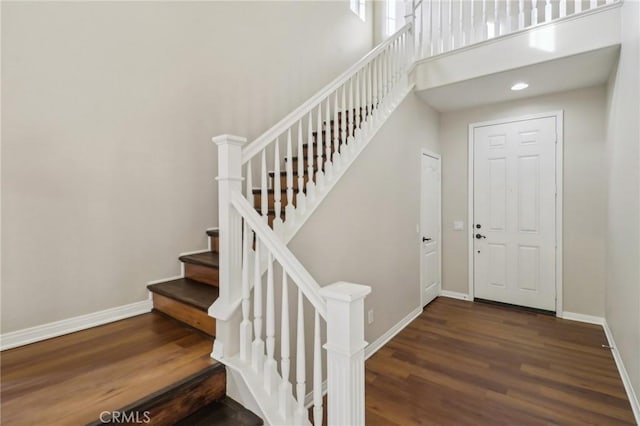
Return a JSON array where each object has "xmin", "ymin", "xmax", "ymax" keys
[
  {"xmin": 1, "ymin": 312, "xmax": 217, "ymax": 425},
  {"xmin": 365, "ymin": 297, "xmax": 636, "ymax": 425}
]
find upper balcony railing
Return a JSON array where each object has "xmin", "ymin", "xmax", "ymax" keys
[{"xmin": 413, "ymin": 0, "xmax": 620, "ymax": 59}]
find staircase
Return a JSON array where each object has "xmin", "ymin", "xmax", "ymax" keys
[{"xmin": 143, "ymin": 21, "xmax": 414, "ymax": 425}]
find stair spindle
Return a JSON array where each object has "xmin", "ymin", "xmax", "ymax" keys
[
  {"xmin": 348, "ymin": 76, "xmax": 354, "ymax": 146},
  {"xmin": 295, "ymin": 289, "xmax": 306, "ymax": 421},
  {"xmin": 494, "ymin": 0, "xmax": 500, "ymax": 37},
  {"xmin": 341, "ymin": 83, "xmax": 347, "ymax": 155},
  {"xmin": 354, "ymin": 71, "xmax": 361, "ymax": 141},
  {"xmin": 333, "ymin": 89, "xmax": 340, "ymax": 168},
  {"xmin": 325, "ymin": 97, "xmax": 333, "ymax": 180},
  {"xmin": 559, "ymin": 0, "xmax": 567, "ymax": 17},
  {"xmin": 505, "ymin": 0, "xmax": 512, "ymax": 33},
  {"xmin": 239, "ymin": 219, "xmax": 252, "ymax": 363},
  {"xmin": 251, "ymin": 242, "xmax": 264, "ymax": 373},
  {"xmin": 367, "ymin": 61, "xmax": 373, "ymax": 126},
  {"xmin": 316, "ymin": 104, "xmax": 325, "ymax": 189},
  {"xmin": 296, "ymin": 121, "xmax": 306, "ymax": 212},
  {"xmin": 246, "ymin": 159, "xmax": 253, "ymax": 204},
  {"xmin": 306, "ymin": 112, "xmax": 316, "ymax": 202},
  {"xmin": 428, "ymin": 0, "xmax": 435, "ymax": 54},
  {"xmin": 545, "ymin": 0, "xmax": 552, "ymax": 22},
  {"xmin": 482, "ymin": 0, "xmax": 488, "ymax": 40},
  {"xmin": 458, "ymin": 0, "xmax": 465, "ymax": 47},
  {"xmin": 531, "ymin": 0, "xmax": 538, "ymax": 25},
  {"xmin": 273, "ymin": 139, "xmax": 283, "ymax": 230},
  {"xmin": 448, "ymin": 0, "xmax": 454, "ymax": 50},
  {"xmin": 279, "ymin": 271, "xmax": 291, "ymax": 418},
  {"xmin": 589, "ymin": 0, "xmax": 597, "ymax": 9},
  {"xmin": 285, "ymin": 129, "xmax": 294, "ymax": 223},
  {"xmin": 470, "ymin": 0, "xmax": 476, "ymax": 43},
  {"xmin": 575, "ymin": 0, "xmax": 582, "ymax": 14},
  {"xmin": 372, "ymin": 57, "xmax": 378, "ymax": 116},
  {"xmin": 361, "ymin": 65, "xmax": 367, "ymax": 131},
  {"xmin": 439, "ymin": 0, "xmax": 444, "ymax": 53},
  {"xmin": 312, "ymin": 309, "xmax": 323, "ymax": 426},
  {"xmin": 518, "ymin": 0, "xmax": 525, "ymax": 28},
  {"xmin": 261, "ymin": 150, "xmax": 268, "ymax": 224},
  {"xmin": 264, "ymin": 253, "xmax": 277, "ymax": 395}
]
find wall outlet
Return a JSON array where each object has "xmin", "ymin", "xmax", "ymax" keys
[{"xmin": 368, "ymin": 309, "xmax": 374, "ymax": 324}]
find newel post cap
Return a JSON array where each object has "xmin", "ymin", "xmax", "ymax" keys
[
  {"xmin": 212, "ymin": 134, "xmax": 247, "ymax": 146},
  {"xmin": 320, "ymin": 282, "xmax": 371, "ymax": 302}
]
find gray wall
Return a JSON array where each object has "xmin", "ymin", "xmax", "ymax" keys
[
  {"xmin": 439, "ymin": 86, "xmax": 608, "ymax": 317},
  {"xmin": 1, "ymin": 1, "xmax": 373, "ymax": 333},
  {"xmin": 605, "ymin": 0, "xmax": 640, "ymax": 405},
  {"xmin": 289, "ymin": 92, "xmax": 439, "ymax": 345}
]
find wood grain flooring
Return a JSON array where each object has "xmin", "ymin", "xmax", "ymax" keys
[
  {"xmin": 365, "ymin": 297, "xmax": 636, "ymax": 425},
  {"xmin": 1, "ymin": 313, "xmax": 217, "ymax": 425}
]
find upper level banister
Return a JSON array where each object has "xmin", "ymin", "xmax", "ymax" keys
[
  {"xmin": 230, "ymin": 191, "xmax": 328, "ymax": 319},
  {"xmin": 241, "ymin": 23, "xmax": 413, "ymax": 165}
]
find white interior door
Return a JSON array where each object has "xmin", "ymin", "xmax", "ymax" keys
[
  {"xmin": 421, "ymin": 152, "xmax": 441, "ymax": 307},
  {"xmin": 473, "ymin": 116, "xmax": 557, "ymax": 311}
]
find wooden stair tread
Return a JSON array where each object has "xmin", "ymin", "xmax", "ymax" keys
[
  {"xmin": 88, "ymin": 363, "xmax": 226, "ymax": 425},
  {"xmin": 175, "ymin": 397, "xmax": 263, "ymax": 426},
  {"xmin": 179, "ymin": 251, "xmax": 219, "ymax": 269},
  {"xmin": 148, "ymin": 278, "xmax": 219, "ymax": 311},
  {"xmin": 206, "ymin": 229, "xmax": 219, "ymax": 237}
]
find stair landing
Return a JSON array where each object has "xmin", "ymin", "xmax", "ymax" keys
[{"xmin": 0, "ymin": 312, "xmax": 218, "ymax": 425}]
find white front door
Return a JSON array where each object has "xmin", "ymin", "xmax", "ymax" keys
[
  {"xmin": 421, "ymin": 152, "xmax": 441, "ymax": 307},
  {"xmin": 473, "ymin": 116, "xmax": 557, "ymax": 311}
]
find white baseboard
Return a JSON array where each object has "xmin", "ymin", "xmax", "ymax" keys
[
  {"xmin": 560, "ymin": 311, "xmax": 605, "ymax": 325},
  {"xmin": 0, "ymin": 299, "xmax": 153, "ymax": 351},
  {"xmin": 364, "ymin": 306, "xmax": 422, "ymax": 360},
  {"xmin": 603, "ymin": 320, "xmax": 640, "ymax": 424},
  {"xmin": 439, "ymin": 290, "xmax": 471, "ymax": 301}
]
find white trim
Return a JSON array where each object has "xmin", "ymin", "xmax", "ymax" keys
[
  {"xmin": 467, "ymin": 111, "xmax": 564, "ymax": 314},
  {"xmin": 439, "ymin": 290, "xmax": 471, "ymax": 301},
  {"xmin": 0, "ymin": 299, "xmax": 153, "ymax": 351},
  {"xmin": 420, "ymin": 150, "xmax": 442, "ymax": 308},
  {"xmin": 560, "ymin": 311, "xmax": 605, "ymax": 325},
  {"xmin": 364, "ymin": 306, "xmax": 422, "ymax": 360},
  {"xmin": 146, "ymin": 275, "xmax": 184, "ymax": 285},
  {"xmin": 305, "ymin": 380, "xmax": 328, "ymax": 408},
  {"xmin": 603, "ymin": 320, "xmax": 640, "ymax": 423}
]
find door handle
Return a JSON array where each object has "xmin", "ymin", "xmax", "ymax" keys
[
  {"xmin": 422, "ymin": 237, "xmax": 432, "ymax": 242},
  {"xmin": 475, "ymin": 233, "xmax": 486, "ymax": 239}
]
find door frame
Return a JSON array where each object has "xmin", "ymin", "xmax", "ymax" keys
[
  {"xmin": 420, "ymin": 148, "xmax": 442, "ymax": 308},
  {"xmin": 467, "ymin": 111, "xmax": 564, "ymax": 316}
]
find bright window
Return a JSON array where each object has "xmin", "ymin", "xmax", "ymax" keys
[{"xmin": 350, "ymin": 0, "xmax": 366, "ymax": 21}]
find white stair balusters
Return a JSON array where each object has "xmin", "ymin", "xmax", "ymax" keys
[
  {"xmin": 296, "ymin": 121, "xmax": 307, "ymax": 214},
  {"xmin": 295, "ymin": 288, "xmax": 307, "ymax": 423},
  {"xmin": 212, "ymin": 24, "xmax": 410, "ymax": 424},
  {"xmin": 306, "ymin": 111, "xmax": 316, "ymax": 204},
  {"xmin": 264, "ymin": 253, "xmax": 277, "ymax": 394},
  {"xmin": 325, "ymin": 97, "xmax": 333, "ymax": 180},
  {"xmin": 545, "ymin": 0, "xmax": 553, "ymax": 22},
  {"xmin": 252, "ymin": 242, "xmax": 264, "ymax": 374},
  {"xmin": 418, "ymin": 0, "xmax": 618, "ymax": 58},
  {"xmin": 279, "ymin": 271, "xmax": 292, "ymax": 418},
  {"xmin": 312, "ymin": 310, "xmax": 323, "ymax": 426},
  {"xmin": 285, "ymin": 129, "xmax": 295, "ymax": 224},
  {"xmin": 273, "ymin": 139, "xmax": 283, "ymax": 232}
]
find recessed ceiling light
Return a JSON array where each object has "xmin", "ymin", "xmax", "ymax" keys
[{"xmin": 511, "ymin": 82, "xmax": 529, "ymax": 91}]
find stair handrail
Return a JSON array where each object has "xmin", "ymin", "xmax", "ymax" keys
[
  {"xmin": 241, "ymin": 23, "xmax": 412, "ymax": 165},
  {"xmin": 230, "ymin": 191, "xmax": 327, "ymax": 318}
]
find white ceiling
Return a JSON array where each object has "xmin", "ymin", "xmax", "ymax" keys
[{"xmin": 416, "ymin": 46, "xmax": 620, "ymax": 112}]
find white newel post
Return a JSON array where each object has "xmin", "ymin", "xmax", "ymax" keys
[
  {"xmin": 210, "ymin": 134, "xmax": 247, "ymax": 360},
  {"xmin": 319, "ymin": 282, "xmax": 372, "ymax": 426}
]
